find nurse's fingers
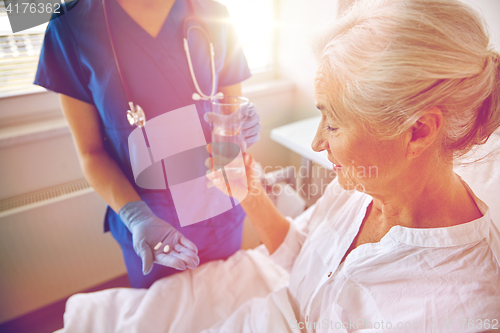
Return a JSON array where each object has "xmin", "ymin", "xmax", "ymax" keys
[
  {"xmin": 242, "ymin": 123, "xmax": 262, "ymax": 136},
  {"xmin": 203, "ymin": 112, "xmax": 216, "ymax": 124},
  {"xmin": 159, "ymin": 250, "xmax": 199, "ymax": 270},
  {"xmin": 179, "ymin": 236, "xmax": 199, "ymax": 254},
  {"xmin": 136, "ymin": 239, "xmax": 154, "ymax": 275},
  {"xmin": 174, "ymin": 244, "xmax": 199, "ymax": 261},
  {"xmin": 173, "ymin": 245, "xmax": 200, "ymax": 268},
  {"xmin": 241, "ymin": 103, "xmax": 257, "ymax": 118},
  {"xmin": 154, "ymin": 253, "xmax": 187, "ymax": 271},
  {"xmin": 168, "ymin": 250, "xmax": 198, "ymax": 269},
  {"xmin": 242, "ymin": 120, "xmax": 260, "ymax": 131},
  {"xmin": 244, "ymin": 133, "xmax": 261, "ymax": 147},
  {"xmin": 241, "ymin": 114, "xmax": 260, "ymax": 130}
]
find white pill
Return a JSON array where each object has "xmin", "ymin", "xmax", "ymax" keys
[
  {"xmin": 163, "ymin": 244, "xmax": 170, "ymax": 253},
  {"xmin": 153, "ymin": 242, "xmax": 162, "ymax": 251}
]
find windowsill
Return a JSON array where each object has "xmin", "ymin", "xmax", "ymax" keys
[
  {"xmin": 0, "ymin": 86, "xmax": 47, "ymax": 100},
  {"xmin": 243, "ymin": 78, "xmax": 294, "ymax": 98},
  {"xmin": 0, "ymin": 78, "xmax": 294, "ymax": 149}
]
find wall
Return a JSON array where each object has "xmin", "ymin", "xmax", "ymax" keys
[
  {"xmin": 277, "ymin": 0, "xmax": 500, "ymax": 123},
  {"xmin": 275, "ymin": 0, "xmax": 340, "ymax": 174},
  {"xmin": 276, "ymin": 0, "xmax": 338, "ymax": 122},
  {"xmin": 0, "ymin": 191, "xmax": 124, "ymax": 323}
]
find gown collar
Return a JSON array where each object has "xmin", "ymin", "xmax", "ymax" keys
[{"xmin": 382, "ymin": 175, "xmax": 492, "ymax": 248}]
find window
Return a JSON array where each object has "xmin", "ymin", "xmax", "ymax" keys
[
  {"xmin": 0, "ymin": 2, "xmax": 47, "ymax": 97},
  {"xmin": 0, "ymin": 0, "xmax": 276, "ymax": 98},
  {"xmin": 217, "ymin": 0, "xmax": 276, "ymax": 73}
]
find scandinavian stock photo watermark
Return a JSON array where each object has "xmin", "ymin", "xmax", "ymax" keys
[
  {"xmin": 244, "ymin": 163, "xmax": 379, "ymax": 200},
  {"xmin": 289, "ymin": 317, "xmax": 499, "ymax": 331}
]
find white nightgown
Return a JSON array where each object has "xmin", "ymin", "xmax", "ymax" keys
[{"xmin": 205, "ymin": 177, "xmax": 500, "ymax": 333}]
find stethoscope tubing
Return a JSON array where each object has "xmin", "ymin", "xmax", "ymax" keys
[
  {"xmin": 183, "ymin": 29, "xmax": 219, "ymax": 101},
  {"xmin": 102, "ymin": 0, "xmax": 133, "ymax": 107}
]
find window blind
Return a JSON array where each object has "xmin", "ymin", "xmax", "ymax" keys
[{"xmin": 0, "ymin": 2, "xmax": 46, "ymax": 97}]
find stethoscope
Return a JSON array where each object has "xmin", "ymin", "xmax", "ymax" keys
[{"xmin": 102, "ymin": 0, "xmax": 223, "ymax": 128}]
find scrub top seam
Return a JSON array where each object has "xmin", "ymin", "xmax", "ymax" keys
[{"xmin": 157, "ymin": 42, "xmax": 199, "ymax": 97}]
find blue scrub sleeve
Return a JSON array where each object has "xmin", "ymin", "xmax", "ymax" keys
[
  {"xmin": 34, "ymin": 18, "xmax": 94, "ymax": 105},
  {"xmin": 217, "ymin": 6, "xmax": 251, "ymax": 87}
]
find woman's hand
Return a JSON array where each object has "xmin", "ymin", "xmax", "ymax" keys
[
  {"xmin": 206, "ymin": 150, "xmax": 290, "ymax": 254},
  {"xmin": 206, "ymin": 151, "xmax": 264, "ymax": 205}
]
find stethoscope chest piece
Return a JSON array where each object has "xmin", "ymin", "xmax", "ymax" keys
[{"xmin": 126, "ymin": 102, "xmax": 146, "ymax": 127}]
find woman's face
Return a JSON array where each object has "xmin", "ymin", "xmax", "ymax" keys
[{"xmin": 312, "ymin": 84, "xmax": 409, "ymax": 195}]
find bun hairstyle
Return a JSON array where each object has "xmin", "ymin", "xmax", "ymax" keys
[{"xmin": 313, "ymin": 0, "xmax": 500, "ymax": 158}]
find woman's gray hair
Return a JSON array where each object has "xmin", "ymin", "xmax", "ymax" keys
[{"xmin": 314, "ymin": 0, "xmax": 500, "ymax": 158}]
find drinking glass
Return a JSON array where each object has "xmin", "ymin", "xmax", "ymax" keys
[{"xmin": 210, "ymin": 96, "xmax": 249, "ymax": 180}]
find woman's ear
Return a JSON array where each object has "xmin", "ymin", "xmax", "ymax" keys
[{"xmin": 406, "ymin": 107, "xmax": 443, "ymax": 159}]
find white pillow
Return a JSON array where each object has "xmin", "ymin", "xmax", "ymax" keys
[{"xmin": 454, "ymin": 132, "xmax": 500, "ymax": 228}]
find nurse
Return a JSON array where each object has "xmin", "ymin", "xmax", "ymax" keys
[{"xmin": 34, "ymin": 0, "xmax": 261, "ymax": 288}]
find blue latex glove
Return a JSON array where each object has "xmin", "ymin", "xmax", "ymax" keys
[
  {"xmin": 118, "ymin": 201, "xmax": 200, "ymax": 275},
  {"xmin": 204, "ymin": 102, "xmax": 262, "ymax": 148}
]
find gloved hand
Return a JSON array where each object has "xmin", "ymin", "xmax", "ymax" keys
[
  {"xmin": 204, "ymin": 102, "xmax": 261, "ymax": 149},
  {"xmin": 118, "ymin": 201, "xmax": 200, "ymax": 275}
]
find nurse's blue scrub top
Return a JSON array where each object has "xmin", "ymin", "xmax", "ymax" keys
[{"xmin": 34, "ymin": 0, "xmax": 250, "ymax": 284}]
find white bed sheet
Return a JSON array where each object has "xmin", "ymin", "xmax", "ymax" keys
[{"xmin": 59, "ymin": 241, "xmax": 292, "ymax": 333}]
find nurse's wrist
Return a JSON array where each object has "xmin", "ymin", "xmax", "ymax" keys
[
  {"xmin": 111, "ymin": 191, "xmax": 142, "ymax": 214},
  {"xmin": 118, "ymin": 200, "xmax": 152, "ymax": 230}
]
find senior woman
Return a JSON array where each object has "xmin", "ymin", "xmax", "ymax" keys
[{"xmin": 59, "ymin": 0, "xmax": 500, "ymax": 331}]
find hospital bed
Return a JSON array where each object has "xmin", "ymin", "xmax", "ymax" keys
[{"xmin": 55, "ymin": 120, "xmax": 500, "ymax": 333}]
